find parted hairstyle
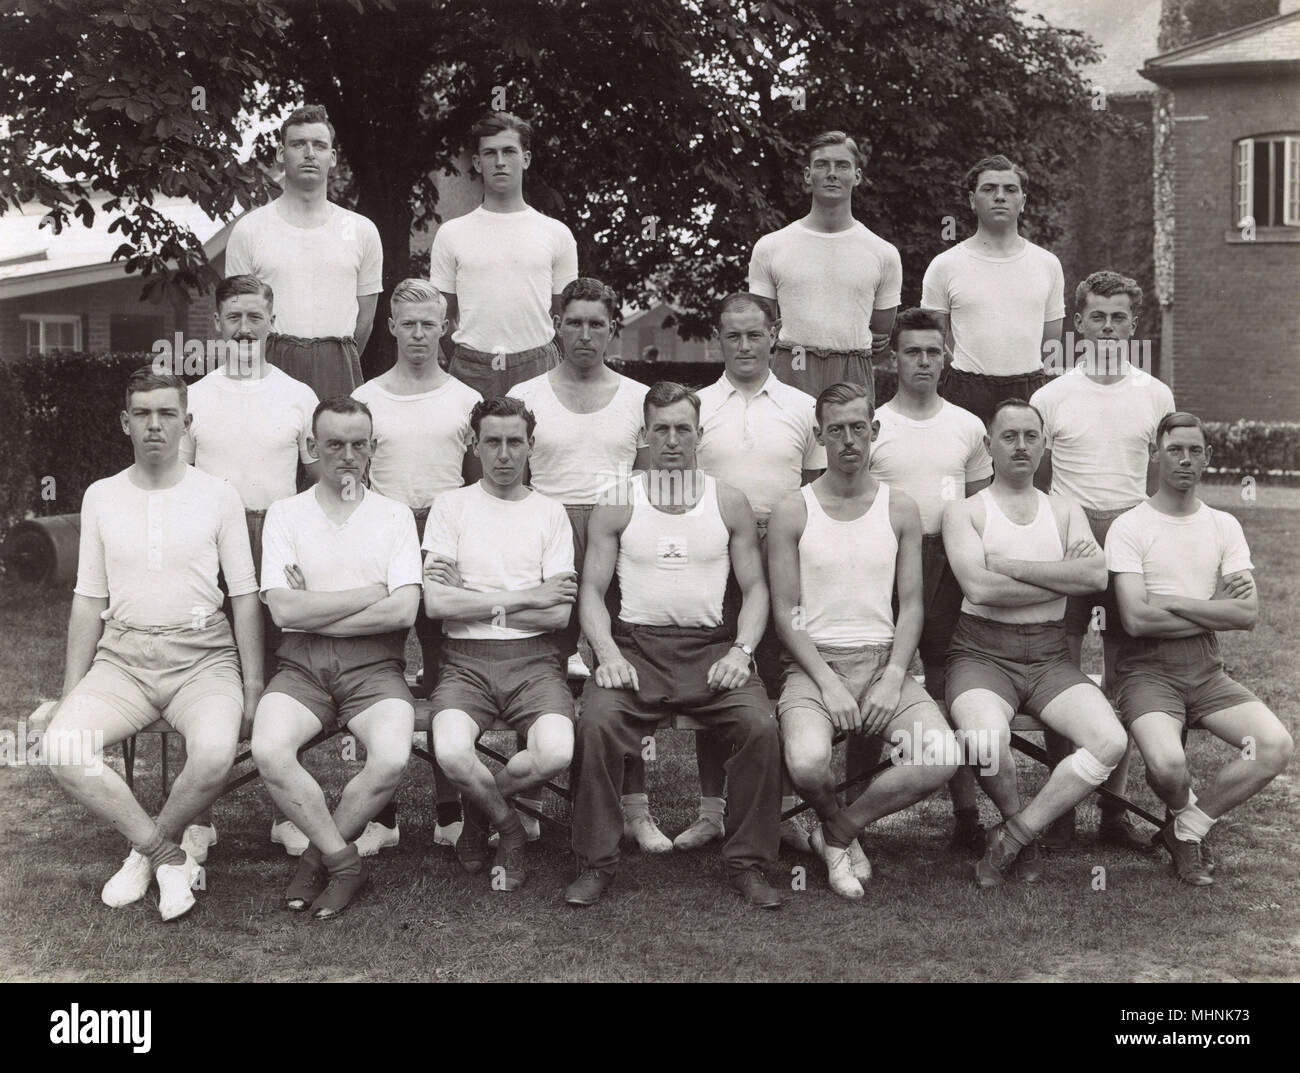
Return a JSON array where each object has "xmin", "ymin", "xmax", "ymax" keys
[
  {"xmin": 390, "ymin": 278, "xmax": 447, "ymax": 320},
  {"xmin": 1156, "ymin": 411, "xmax": 1207, "ymax": 446},
  {"xmin": 560, "ymin": 277, "xmax": 619, "ymax": 324},
  {"xmin": 989, "ymin": 397, "xmax": 1044, "ymax": 431},
  {"xmin": 216, "ymin": 274, "xmax": 274, "ymax": 312},
  {"xmin": 1074, "ymin": 270, "xmax": 1143, "ymax": 319},
  {"xmin": 814, "ymin": 381, "xmax": 873, "ymax": 426},
  {"xmin": 643, "ymin": 381, "xmax": 701, "ymax": 427},
  {"xmin": 312, "ymin": 396, "xmax": 373, "ymax": 437},
  {"xmin": 281, "ymin": 104, "xmax": 335, "ymax": 146},
  {"xmin": 124, "ymin": 366, "xmax": 186, "ymax": 412},
  {"xmin": 806, "ymin": 130, "xmax": 866, "ymax": 170},
  {"xmin": 717, "ymin": 292, "xmax": 773, "ymax": 325},
  {"xmin": 470, "ymin": 395, "xmax": 536, "ymax": 439},
  {"xmin": 964, "ymin": 153, "xmax": 1028, "ymax": 193},
  {"xmin": 471, "ymin": 111, "xmax": 532, "ymax": 153},
  {"xmin": 889, "ymin": 306, "xmax": 946, "ymax": 351}
]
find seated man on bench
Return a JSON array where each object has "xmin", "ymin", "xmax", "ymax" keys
[
  {"xmin": 1108, "ymin": 411, "xmax": 1293, "ymax": 885},
  {"xmin": 48, "ymin": 367, "xmax": 263, "ymax": 921},
  {"xmin": 941, "ymin": 399, "xmax": 1127, "ymax": 888},
  {"xmin": 251, "ymin": 397, "xmax": 421, "ymax": 920},
  {"xmin": 422, "ymin": 396, "xmax": 577, "ymax": 892},
  {"xmin": 567, "ymin": 381, "xmax": 783, "ymax": 910}
]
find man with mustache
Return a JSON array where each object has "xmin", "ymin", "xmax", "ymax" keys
[
  {"xmin": 226, "ymin": 105, "xmax": 382, "ymax": 400},
  {"xmin": 942, "ymin": 399, "xmax": 1127, "ymax": 887}
]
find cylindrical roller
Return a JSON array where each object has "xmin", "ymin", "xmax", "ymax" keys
[{"xmin": 2, "ymin": 514, "xmax": 81, "ymax": 587}]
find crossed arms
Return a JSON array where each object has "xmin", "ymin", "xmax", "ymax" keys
[
  {"xmin": 267, "ymin": 568, "xmax": 419, "ymax": 636},
  {"xmin": 1115, "ymin": 570, "xmax": 1258, "ymax": 638}
]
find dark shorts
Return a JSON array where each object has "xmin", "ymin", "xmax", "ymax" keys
[
  {"xmin": 1064, "ymin": 506, "xmax": 1132, "ymax": 638},
  {"xmin": 265, "ymin": 631, "xmax": 413, "ymax": 732},
  {"xmin": 939, "ymin": 366, "xmax": 1048, "ymax": 427},
  {"xmin": 266, "ymin": 332, "xmax": 362, "ymax": 402},
  {"xmin": 1113, "ymin": 633, "xmax": 1260, "ymax": 730},
  {"xmin": 411, "ymin": 506, "xmax": 443, "ymax": 647},
  {"xmin": 430, "ymin": 635, "xmax": 575, "ymax": 734},
  {"xmin": 945, "ymin": 613, "xmax": 1094, "ymax": 717},
  {"xmin": 450, "ymin": 339, "xmax": 561, "ymax": 398},
  {"xmin": 771, "ymin": 341, "xmax": 874, "ymax": 408},
  {"xmin": 918, "ymin": 533, "xmax": 964, "ymax": 667}
]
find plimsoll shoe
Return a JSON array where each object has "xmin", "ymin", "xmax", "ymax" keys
[
  {"xmin": 433, "ymin": 820, "xmax": 464, "ymax": 847},
  {"xmin": 270, "ymin": 819, "xmax": 309, "ymax": 857},
  {"xmin": 181, "ymin": 823, "xmax": 218, "ymax": 865},
  {"xmin": 1098, "ymin": 814, "xmax": 1147, "ymax": 849},
  {"xmin": 1156, "ymin": 821, "xmax": 1213, "ymax": 886},
  {"xmin": 623, "ymin": 812, "xmax": 673, "ymax": 853},
  {"xmin": 102, "ymin": 849, "xmax": 153, "ymax": 908},
  {"xmin": 673, "ymin": 814, "xmax": 724, "ymax": 851},
  {"xmin": 974, "ymin": 823, "xmax": 1023, "ymax": 889},
  {"xmin": 355, "ymin": 820, "xmax": 399, "ymax": 858},
  {"xmin": 811, "ymin": 825, "xmax": 864, "ymax": 900},
  {"xmin": 846, "ymin": 838, "xmax": 873, "ymax": 884},
  {"xmin": 780, "ymin": 816, "xmax": 813, "ymax": 854},
  {"xmin": 155, "ymin": 851, "xmax": 201, "ymax": 922}
]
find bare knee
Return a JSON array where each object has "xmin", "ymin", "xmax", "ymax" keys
[
  {"xmin": 434, "ymin": 737, "xmax": 478, "ymax": 784},
  {"xmin": 363, "ymin": 744, "xmax": 410, "ymax": 788},
  {"xmin": 1255, "ymin": 725, "xmax": 1294, "ymax": 778},
  {"xmin": 182, "ymin": 740, "xmax": 236, "ymax": 785},
  {"xmin": 782, "ymin": 735, "xmax": 831, "ymax": 789},
  {"xmin": 1092, "ymin": 726, "xmax": 1128, "ymax": 770},
  {"xmin": 1144, "ymin": 751, "xmax": 1188, "ymax": 794}
]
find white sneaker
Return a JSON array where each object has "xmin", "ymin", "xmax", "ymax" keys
[
  {"xmin": 101, "ymin": 849, "xmax": 153, "ymax": 908},
  {"xmin": 811, "ymin": 826, "xmax": 864, "ymax": 900},
  {"xmin": 270, "ymin": 819, "xmax": 309, "ymax": 857},
  {"xmin": 355, "ymin": 821, "xmax": 400, "ymax": 858},
  {"xmin": 846, "ymin": 838, "xmax": 873, "ymax": 884},
  {"xmin": 566, "ymin": 652, "xmax": 592, "ymax": 679},
  {"xmin": 780, "ymin": 815, "xmax": 814, "ymax": 854},
  {"xmin": 433, "ymin": 820, "xmax": 463, "ymax": 847},
  {"xmin": 623, "ymin": 812, "xmax": 673, "ymax": 853},
  {"xmin": 180, "ymin": 823, "xmax": 218, "ymax": 865},
  {"xmin": 155, "ymin": 851, "xmax": 201, "ymax": 921},
  {"xmin": 673, "ymin": 814, "xmax": 725, "ymax": 851}
]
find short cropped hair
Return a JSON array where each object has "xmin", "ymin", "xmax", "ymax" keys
[
  {"xmin": 471, "ymin": 111, "xmax": 532, "ymax": 153},
  {"xmin": 643, "ymin": 381, "xmax": 701, "ymax": 427},
  {"xmin": 560, "ymin": 277, "xmax": 619, "ymax": 324},
  {"xmin": 806, "ymin": 130, "xmax": 866, "ymax": 170},
  {"xmin": 889, "ymin": 307, "xmax": 946, "ymax": 351},
  {"xmin": 125, "ymin": 366, "xmax": 186, "ymax": 412},
  {"xmin": 1156, "ymin": 411, "xmax": 1207, "ymax": 446},
  {"xmin": 470, "ymin": 395, "xmax": 536, "ymax": 439},
  {"xmin": 815, "ymin": 381, "xmax": 873, "ymax": 426},
  {"xmin": 281, "ymin": 104, "xmax": 335, "ymax": 146},
  {"xmin": 312, "ymin": 395, "xmax": 372, "ymax": 437},
  {"xmin": 1074, "ymin": 270, "xmax": 1144, "ymax": 319},
  {"xmin": 215, "ymin": 274, "xmax": 274, "ymax": 313},
  {"xmin": 717, "ymin": 292, "xmax": 773, "ymax": 325},
  {"xmin": 989, "ymin": 397, "xmax": 1044, "ymax": 431},
  {"xmin": 390, "ymin": 278, "xmax": 446, "ymax": 319},
  {"xmin": 964, "ymin": 153, "xmax": 1029, "ymax": 193}
]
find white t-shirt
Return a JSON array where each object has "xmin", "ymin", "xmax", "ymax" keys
[
  {"xmin": 351, "ymin": 375, "xmax": 482, "ymax": 509},
  {"xmin": 260, "ymin": 487, "xmax": 422, "ymax": 633},
  {"xmin": 1106, "ymin": 501, "xmax": 1254, "ymax": 601},
  {"xmin": 507, "ymin": 372, "xmax": 647, "ymax": 505},
  {"xmin": 225, "ymin": 201, "xmax": 383, "ymax": 339},
  {"xmin": 695, "ymin": 372, "xmax": 827, "ymax": 521},
  {"xmin": 421, "ymin": 482, "xmax": 574, "ymax": 640},
  {"xmin": 428, "ymin": 205, "xmax": 578, "ymax": 353},
  {"xmin": 870, "ymin": 399, "xmax": 992, "ymax": 534},
  {"xmin": 1030, "ymin": 367, "xmax": 1174, "ymax": 512},
  {"xmin": 748, "ymin": 220, "xmax": 902, "ymax": 351},
  {"xmin": 921, "ymin": 239, "xmax": 1064, "ymax": 376},
  {"xmin": 180, "ymin": 366, "xmax": 319, "ymax": 511},
  {"xmin": 75, "ymin": 467, "xmax": 257, "ymax": 629}
]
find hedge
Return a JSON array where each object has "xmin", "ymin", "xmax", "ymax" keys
[{"xmin": 2, "ymin": 352, "xmax": 1297, "ymax": 542}]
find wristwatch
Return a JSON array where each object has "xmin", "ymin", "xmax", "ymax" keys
[{"xmin": 731, "ymin": 641, "xmax": 755, "ymax": 662}]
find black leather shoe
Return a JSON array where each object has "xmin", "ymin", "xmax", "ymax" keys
[
  {"xmin": 1098, "ymin": 813, "xmax": 1148, "ymax": 849},
  {"xmin": 565, "ymin": 868, "xmax": 615, "ymax": 906},
  {"xmin": 729, "ymin": 868, "xmax": 783, "ymax": 909}
]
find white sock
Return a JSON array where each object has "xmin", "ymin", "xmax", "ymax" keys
[
  {"xmin": 1173, "ymin": 790, "xmax": 1214, "ymax": 843},
  {"xmin": 698, "ymin": 795, "xmax": 725, "ymax": 822},
  {"xmin": 622, "ymin": 792, "xmax": 649, "ymax": 817}
]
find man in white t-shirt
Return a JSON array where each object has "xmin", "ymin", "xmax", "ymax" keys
[
  {"xmin": 921, "ymin": 154, "xmax": 1064, "ymax": 425},
  {"xmin": 226, "ymin": 104, "xmax": 383, "ymax": 400},
  {"xmin": 853, "ymin": 307, "xmax": 992, "ymax": 856},
  {"xmin": 429, "ymin": 111, "xmax": 578, "ymax": 398},
  {"xmin": 748, "ymin": 130, "xmax": 902, "ymax": 406},
  {"xmin": 48, "ymin": 368, "xmax": 263, "ymax": 921},
  {"xmin": 1030, "ymin": 270, "xmax": 1175, "ymax": 851},
  {"xmin": 252, "ymin": 397, "xmax": 422, "ymax": 920},
  {"xmin": 180, "ymin": 273, "xmax": 319, "ymax": 861},
  {"xmin": 1107, "ymin": 412, "xmax": 1292, "ymax": 886},
  {"xmin": 421, "ymin": 396, "xmax": 577, "ymax": 892}
]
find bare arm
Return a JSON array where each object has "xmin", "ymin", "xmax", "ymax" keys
[
  {"xmin": 438, "ymin": 292, "xmax": 459, "ymax": 363},
  {"xmin": 1035, "ymin": 447, "xmax": 1053, "ymax": 494},
  {"xmin": 889, "ymin": 494, "xmax": 924, "ymax": 675},
  {"xmin": 1114, "ymin": 572, "xmax": 1206, "ymax": 638},
  {"xmin": 61, "ymin": 595, "xmax": 108, "ymax": 696},
  {"xmin": 928, "ymin": 311, "xmax": 953, "ymax": 357},
  {"xmin": 579, "ymin": 501, "xmax": 640, "ymax": 690},
  {"xmin": 1041, "ymin": 318, "xmax": 1064, "ymax": 364},
  {"xmin": 633, "ymin": 446, "xmax": 651, "ymax": 472},
  {"xmin": 965, "ymin": 477, "xmax": 992, "ymax": 497},
  {"xmin": 302, "ymin": 460, "xmax": 321, "ymax": 487},
  {"xmin": 1153, "ymin": 571, "xmax": 1259, "ymax": 632},
  {"xmin": 800, "ymin": 468, "xmax": 824, "ymax": 485},
  {"xmin": 869, "ymin": 306, "xmax": 897, "ymax": 361},
  {"xmin": 266, "ymin": 581, "xmax": 388, "ymax": 631},
  {"xmin": 354, "ymin": 294, "xmax": 379, "ymax": 354},
  {"xmin": 313, "ymin": 585, "xmax": 421, "ymax": 636},
  {"xmin": 941, "ymin": 498, "xmax": 1061, "ymax": 607},
  {"xmin": 720, "ymin": 485, "xmax": 768, "ymax": 651}
]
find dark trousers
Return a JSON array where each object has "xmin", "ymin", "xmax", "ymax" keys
[
  {"xmin": 939, "ymin": 366, "xmax": 1049, "ymax": 426},
  {"xmin": 573, "ymin": 621, "xmax": 781, "ymax": 874}
]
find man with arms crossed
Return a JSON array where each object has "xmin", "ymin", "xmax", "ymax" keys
[
  {"xmin": 770, "ymin": 382, "xmax": 958, "ymax": 898},
  {"xmin": 48, "ymin": 368, "xmax": 262, "ymax": 920},
  {"xmin": 567, "ymin": 382, "xmax": 783, "ymax": 909},
  {"xmin": 421, "ymin": 396, "xmax": 577, "ymax": 891},
  {"xmin": 226, "ymin": 104, "xmax": 382, "ymax": 400},
  {"xmin": 181, "ymin": 273, "xmax": 320, "ymax": 860},
  {"xmin": 1108, "ymin": 412, "xmax": 1292, "ymax": 885},
  {"xmin": 352, "ymin": 278, "xmax": 483, "ymax": 850},
  {"xmin": 429, "ymin": 111, "xmax": 578, "ymax": 399},
  {"xmin": 251, "ymin": 398, "xmax": 421, "ymax": 919},
  {"xmin": 942, "ymin": 399, "xmax": 1127, "ymax": 886},
  {"xmin": 854, "ymin": 308, "xmax": 992, "ymax": 855},
  {"xmin": 1030, "ymin": 270, "xmax": 1174, "ymax": 850},
  {"xmin": 921, "ymin": 154, "xmax": 1064, "ymax": 425},
  {"xmin": 748, "ymin": 130, "xmax": 901, "ymax": 405}
]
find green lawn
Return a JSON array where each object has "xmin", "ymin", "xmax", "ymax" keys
[{"xmin": 2, "ymin": 484, "xmax": 1297, "ymax": 982}]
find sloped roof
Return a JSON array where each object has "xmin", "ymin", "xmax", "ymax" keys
[
  {"xmin": 1020, "ymin": 0, "xmax": 1162, "ymax": 98},
  {"xmin": 1142, "ymin": 9, "xmax": 1300, "ymax": 83}
]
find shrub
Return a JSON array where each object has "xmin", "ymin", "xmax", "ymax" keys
[{"xmin": 0, "ymin": 360, "xmax": 31, "ymax": 535}]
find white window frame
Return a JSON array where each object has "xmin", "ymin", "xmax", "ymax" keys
[
  {"xmin": 1235, "ymin": 137, "xmax": 1253, "ymax": 227},
  {"xmin": 20, "ymin": 313, "xmax": 82, "ymax": 354},
  {"xmin": 1235, "ymin": 134, "xmax": 1300, "ymax": 228}
]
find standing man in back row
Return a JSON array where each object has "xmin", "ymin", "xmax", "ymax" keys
[
  {"xmin": 226, "ymin": 104, "xmax": 382, "ymax": 400},
  {"xmin": 921, "ymin": 153, "xmax": 1064, "ymax": 426},
  {"xmin": 429, "ymin": 111, "xmax": 579, "ymax": 399},
  {"xmin": 748, "ymin": 130, "xmax": 902, "ymax": 405}
]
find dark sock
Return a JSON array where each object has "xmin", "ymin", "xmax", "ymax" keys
[
  {"xmin": 953, "ymin": 807, "xmax": 979, "ymax": 826},
  {"xmin": 495, "ymin": 809, "xmax": 526, "ymax": 850},
  {"xmin": 821, "ymin": 810, "xmax": 857, "ymax": 849},
  {"xmin": 322, "ymin": 843, "xmax": 362, "ymax": 877},
  {"xmin": 436, "ymin": 802, "xmax": 463, "ymax": 827},
  {"xmin": 136, "ymin": 829, "xmax": 184, "ymax": 871},
  {"xmin": 374, "ymin": 801, "xmax": 398, "ymax": 829},
  {"xmin": 1004, "ymin": 813, "xmax": 1035, "ymax": 849}
]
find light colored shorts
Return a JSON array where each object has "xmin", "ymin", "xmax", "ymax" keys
[{"xmin": 777, "ymin": 643, "xmax": 933, "ymax": 732}]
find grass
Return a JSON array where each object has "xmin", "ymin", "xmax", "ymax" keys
[{"xmin": 1, "ymin": 482, "xmax": 1297, "ymax": 982}]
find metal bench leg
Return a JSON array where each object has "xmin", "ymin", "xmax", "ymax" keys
[
  {"xmin": 121, "ymin": 736, "xmax": 136, "ymax": 792},
  {"xmin": 473, "ymin": 737, "xmax": 571, "ymax": 831},
  {"xmin": 1009, "ymin": 732, "xmax": 1164, "ymax": 829},
  {"xmin": 781, "ymin": 730, "xmax": 894, "ymax": 821}
]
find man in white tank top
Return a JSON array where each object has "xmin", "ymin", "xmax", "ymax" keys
[
  {"xmin": 567, "ymin": 383, "xmax": 783, "ymax": 909},
  {"xmin": 942, "ymin": 399, "xmax": 1127, "ymax": 887},
  {"xmin": 769, "ymin": 382, "xmax": 959, "ymax": 898}
]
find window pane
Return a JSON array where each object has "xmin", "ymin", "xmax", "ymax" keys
[
  {"xmin": 1236, "ymin": 139, "xmax": 1252, "ymax": 223},
  {"xmin": 1254, "ymin": 141, "xmax": 1271, "ymax": 226},
  {"xmin": 1272, "ymin": 141, "xmax": 1285, "ymax": 228},
  {"xmin": 27, "ymin": 321, "xmax": 40, "ymax": 353}
]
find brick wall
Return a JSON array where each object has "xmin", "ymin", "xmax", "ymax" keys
[{"xmin": 1170, "ymin": 73, "xmax": 1300, "ymax": 421}]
